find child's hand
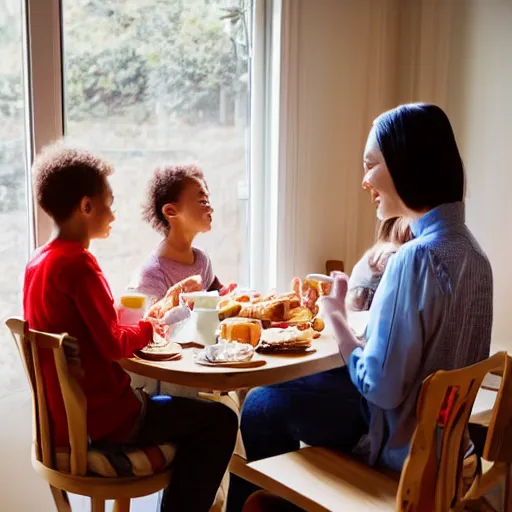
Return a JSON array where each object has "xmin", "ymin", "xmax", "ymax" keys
[
  {"xmin": 367, "ymin": 242, "xmax": 397, "ymax": 274},
  {"xmin": 145, "ymin": 316, "xmax": 168, "ymax": 341},
  {"xmin": 219, "ymin": 283, "xmax": 237, "ymax": 296}
]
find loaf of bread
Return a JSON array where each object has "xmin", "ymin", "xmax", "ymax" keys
[
  {"xmin": 238, "ymin": 298, "xmax": 291, "ymax": 322},
  {"xmin": 286, "ymin": 307, "xmax": 313, "ymax": 322},
  {"xmin": 219, "ymin": 318, "xmax": 262, "ymax": 347},
  {"xmin": 218, "ymin": 302, "xmax": 242, "ymax": 321}
]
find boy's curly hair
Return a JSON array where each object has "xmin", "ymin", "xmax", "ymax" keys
[
  {"xmin": 33, "ymin": 144, "xmax": 113, "ymax": 223},
  {"xmin": 142, "ymin": 164, "xmax": 205, "ymax": 234}
]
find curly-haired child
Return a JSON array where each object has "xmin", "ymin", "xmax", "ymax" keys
[
  {"xmin": 25, "ymin": 146, "xmax": 237, "ymax": 512},
  {"xmin": 132, "ymin": 164, "xmax": 231, "ymax": 301}
]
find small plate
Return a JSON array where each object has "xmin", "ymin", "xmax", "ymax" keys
[
  {"xmin": 136, "ymin": 341, "xmax": 182, "ymax": 362},
  {"xmin": 256, "ymin": 345, "xmax": 317, "ymax": 355},
  {"xmin": 134, "ymin": 351, "xmax": 183, "ymax": 362},
  {"xmin": 194, "ymin": 359, "xmax": 267, "ymax": 368}
]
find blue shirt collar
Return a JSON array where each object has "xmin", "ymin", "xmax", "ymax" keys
[{"xmin": 410, "ymin": 202, "xmax": 465, "ymax": 238}]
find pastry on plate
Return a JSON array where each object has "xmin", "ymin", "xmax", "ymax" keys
[
  {"xmin": 219, "ymin": 318, "xmax": 262, "ymax": 347},
  {"xmin": 136, "ymin": 340, "xmax": 182, "ymax": 361},
  {"xmin": 238, "ymin": 297, "xmax": 291, "ymax": 322},
  {"xmin": 256, "ymin": 327, "xmax": 316, "ymax": 353}
]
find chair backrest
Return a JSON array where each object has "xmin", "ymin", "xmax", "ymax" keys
[
  {"xmin": 326, "ymin": 260, "xmax": 344, "ymax": 275},
  {"xmin": 481, "ymin": 356, "xmax": 512, "ymax": 463},
  {"xmin": 5, "ymin": 317, "xmax": 88, "ymax": 476},
  {"xmin": 397, "ymin": 351, "xmax": 509, "ymax": 512}
]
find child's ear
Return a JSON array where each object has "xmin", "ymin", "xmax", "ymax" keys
[
  {"xmin": 162, "ymin": 203, "xmax": 178, "ymax": 219},
  {"xmin": 80, "ymin": 197, "xmax": 92, "ymax": 215}
]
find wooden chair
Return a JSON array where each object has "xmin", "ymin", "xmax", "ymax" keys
[
  {"xmin": 5, "ymin": 317, "xmax": 172, "ymax": 512},
  {"xmin": 398, "ymin": 350, "xmax": 511, "ymax": 511},
  {"xmin": 230, "ymin": 351, "xmax": 511, "ymax": 511},
  {"xmin": 325, "ymin": 260, "xmax": 344, "ymax": 275}
]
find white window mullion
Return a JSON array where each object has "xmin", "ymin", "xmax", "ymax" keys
[
  {"xmin": 250, "ymin": 0, "xmax": 297, "ymax": 293},
  {"xmin": 249, "ymin": 0, "xmax": 269, "ymax": 291},
  {"xmin": 273, "ymin": 0, "xmax": 299, "ymax": 292},
  {"xmin": 24, "ymin": 0, "xmax": 64, "ymax": 248}
]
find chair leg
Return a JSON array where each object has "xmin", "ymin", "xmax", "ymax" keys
[
  {"xmin": 49, "ymin": 486, "xmax": 71, "ymax": 512},
  {"xmin": 113, "ymin": 498, "xmax": 130, "ymax": 512},
  {"xmin": 91, "ymin": 497, "xmax": 105, "ymax": 512}
]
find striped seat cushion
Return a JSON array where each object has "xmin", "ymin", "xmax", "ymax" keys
[{"xmin": 55, "ymin": 442, "xmax": 176, "ymax": 477}]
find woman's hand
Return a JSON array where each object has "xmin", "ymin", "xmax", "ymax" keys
[
  {"xmin": 319, "ymin": 272, "xmax": 362, "ymax": 362},
  {"xmin": 321, "ymin": 271, "xmax": 348, "ymax": 317},
  {"xmin": 293, "ymin": 276, "xmax": 332, "ymax": 314}
]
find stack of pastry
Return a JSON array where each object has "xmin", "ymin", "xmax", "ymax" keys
[
  {"xmin": 215, "ymin": 275, "xmax": 331, "ymax": 350},
  {"xmin": 255, "ymin": 327, "xmax": 316, "ymax": 353},
  {"xmin": 218, "ymin": 318, "xmax": 262, "ymax": 347}
]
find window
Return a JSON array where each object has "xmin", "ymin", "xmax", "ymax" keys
[
  {"xmin": 62, "ymin": 0, "xmax": 253, "ymax": 297},
  {"xmin": 0, "ymin": 0, "xmax": 29, "ymax": 394}
]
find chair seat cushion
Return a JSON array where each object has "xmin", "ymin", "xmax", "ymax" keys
[{"xmin": 55, "ymin": 443, "xmax": 176, "ymax": 477}]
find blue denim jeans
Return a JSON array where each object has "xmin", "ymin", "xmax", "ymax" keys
[{"xmin": 227, "ymin": 366, "xmax": 368, "ymax": 511}]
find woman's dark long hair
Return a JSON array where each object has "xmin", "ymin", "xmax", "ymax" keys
[{"xmin": 373, "ymin": 103, "xmax": 465, "ymax": 211}]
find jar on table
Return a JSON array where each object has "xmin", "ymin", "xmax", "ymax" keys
[{"xmin": 116, "ymin": 293, "xmax": 147, "ymax": 325}]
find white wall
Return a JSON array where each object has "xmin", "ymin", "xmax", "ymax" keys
[
  {"xmin": 445, "ymin": 0, "xmax": 512, "ymax": 347},
  {"xmin": 279, "ymin": 0, "xmax": 512, "ymax": 347},
  {"xmin": 276, "ymin": 0, "xmax": 400, "ymax": 289}
]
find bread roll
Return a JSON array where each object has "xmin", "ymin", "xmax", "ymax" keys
[
  {"xmin": 239, "ymin": 298, "xmax": 290, "ymax": 322},
  {"xmin": 286, "ymin": 307, "xmax": 313, "ymax": 322},
  {"xmin": 312, "ymin": 317, "xmax": 325, "ymax": 332},
  {"xmin": 218, "ymin": 302, "xmax": 242, "ymax": 321}
]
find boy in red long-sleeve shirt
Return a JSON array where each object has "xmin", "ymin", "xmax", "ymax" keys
[{"xmin": 24, "ymin": 144, "xmax": 237, "ymax": 512}]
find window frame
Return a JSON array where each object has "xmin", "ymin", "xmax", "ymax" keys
[
  {"xmin": 24, "ymin": 0, "xmax": 64, "ymax": 249},
  {"xmin": 25, "ymin": 0, "xmax": 276, "ymax": 293}
]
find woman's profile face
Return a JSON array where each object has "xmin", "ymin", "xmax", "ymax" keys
[{"xmin": 362, "ymin": 128, "xmax": 407, "ymax": 220}]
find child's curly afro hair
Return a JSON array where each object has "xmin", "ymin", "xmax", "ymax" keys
[
  {"xmin": 33, "ymin": 143, "xmax": 113, "ymax": 223},
  {"xmin": 142, "ymin": 164, "xmax": 205, "ymax": 234}
]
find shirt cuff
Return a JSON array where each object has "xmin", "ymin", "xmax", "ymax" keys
[
  {"xmin": 138, "ymin": 320, "xmax": 154, "ymax": 347},
  {"xmin": 347, "ymin": 346, "xmax": 364, "ymax": 384}
]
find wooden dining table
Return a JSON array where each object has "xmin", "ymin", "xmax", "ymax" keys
[{"xmin": 120, "ymin": 311, "xmax": 369, "ymax": 392}]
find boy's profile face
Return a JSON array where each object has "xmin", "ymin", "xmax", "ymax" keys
[
  {"xmin": 171, "ymin": 178, "xmax": 213, "ymax": 234},
  {"xmin": 84, "ymin": 178, "xmax": 116, "ymax": 240}
]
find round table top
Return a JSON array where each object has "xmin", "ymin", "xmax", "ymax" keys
[
  {"xmin": 120, "ymin": 311, "xmax": 369, "ymax": 392},
  {"xmin": 121, "ymin": 334, "xmax": 342, "ymax": 391}
]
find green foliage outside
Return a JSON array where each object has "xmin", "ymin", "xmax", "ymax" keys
[
  {"xmin": 64, "ymin": 0, "xmax": 250, "ymax": 122},
  {"xmin": 0, "ymin": 0, "xmax": 251, "ymax": 211}
]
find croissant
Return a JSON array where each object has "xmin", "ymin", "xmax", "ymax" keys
[
  {"xmin": 238, "ymin": 298, "xmax": 291, "ymax": 322},
  {"xmin": 146, "ymin": 275, "xmax": 203, "ymax": 320},
  {"xmin": 164, "ymin": 275, "xmax": 203, "ymax": 307}
]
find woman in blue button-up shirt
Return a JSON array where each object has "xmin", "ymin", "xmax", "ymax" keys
[{"xmin": 229, "ymin": 104, "xmax": 493, "ymax": 509}]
